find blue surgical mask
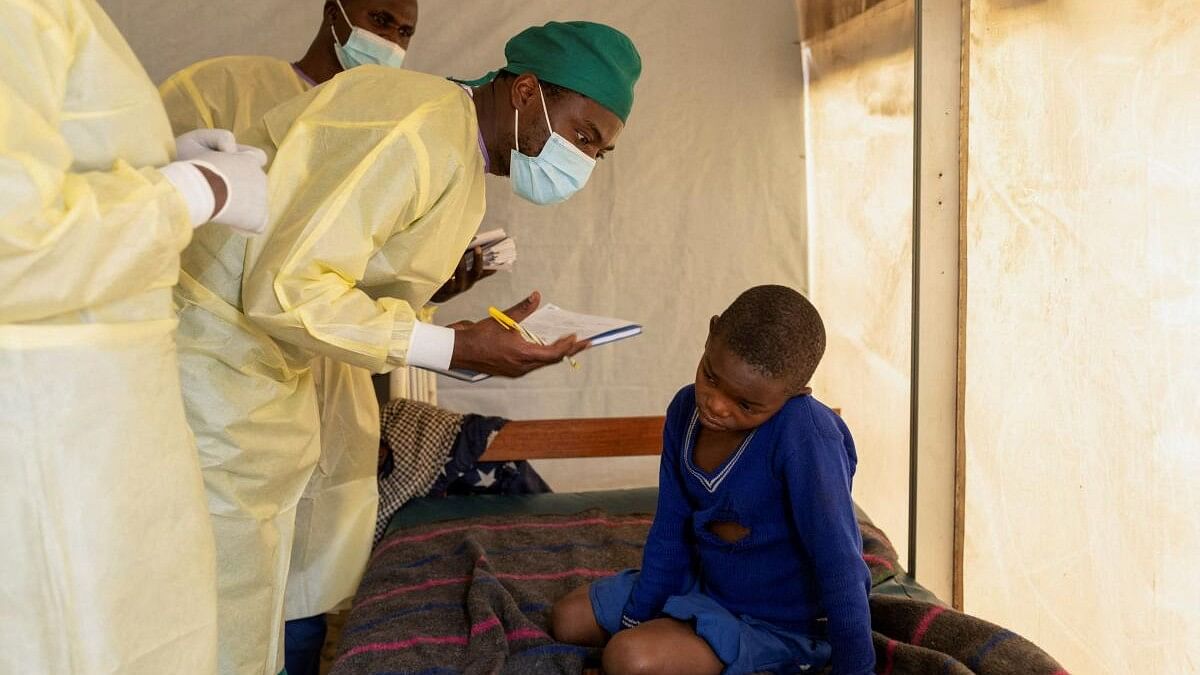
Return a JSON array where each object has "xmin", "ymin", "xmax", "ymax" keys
[
  {"xmin": 510, "ymin": 83, "xmax": 596, "ymax": 205},
  {"xmin": 331, "ymin": 0, "xmax": 407, "ymax": 70}
]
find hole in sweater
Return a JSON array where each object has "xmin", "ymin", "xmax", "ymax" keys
[{"xmin": 707, "ymin": 520, "xmax": 750, "ymax": 543}]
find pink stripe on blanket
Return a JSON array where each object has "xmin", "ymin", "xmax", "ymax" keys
[
  {"xmin": 358, "ymin": 569, "xmax": 617, "ymax": 607},
  {"xmin": 862, "ymin": 553, "xmax": 894, "ymax": 570},
  {"xmin": 342, "ymin": 635, "xmax": 468, "ymax": 659},
  {"xmin": 506, "ymin": 627, "xmax": 548, "ymax": 641},
  {"xmin": 498, "ymin": 568, "xmax": 615, "ymax": 582},
  {"xmin": 467, "ymin": 618, "xmax": 547, "ymax": 642},
  {"xmin": 359, "ymin": 576, "xmax": 470, "ymax": 606},
  {"xmin": 910, "ymin": 606, "xmax": 946, "ymax": 646},
  {"xmin": 373, "ymin": 516, "xmax": 654, "ymax": 557},
  {"xmin": 470, "ymin": 616, "xmax": 502, "ymax": 636},
  {"xmin": 881, "ymin": 639, "xmax": 899, "ymax": 675},
  {"xmin": 341, "ymin": 625, "xmax": 553, "ymax": 662}
]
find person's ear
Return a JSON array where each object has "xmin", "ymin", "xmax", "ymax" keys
[
  {"xmin": 323, "ymin": 1, "xmax": 338, "ymax": 24},
  {"xmin": 510, "ymin": 73, "xmax": 540, "ymax": 111},
  {"xmin": 704, "ymin": 315, "xmax": 720, "ymax": 351}
]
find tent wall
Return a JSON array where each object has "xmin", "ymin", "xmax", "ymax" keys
[
  {"xmin": 99, "ymin": 0, "xmax": 810, "ymax": 492},
  {"xmin": 963, "ymin": 0, "xmax": 1200, "ymax": 672},
  {"xmin": 99, "ymin": 1, "xmax": 312, "ymax": 83},
  {"xmin": 801, "ymin": 0, "xmax": 916, "ymax": 566}
]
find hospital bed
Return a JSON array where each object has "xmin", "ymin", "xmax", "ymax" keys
[{"xmin": 327, "ymin": 416, "xmax": 1067, "ymax": 675}]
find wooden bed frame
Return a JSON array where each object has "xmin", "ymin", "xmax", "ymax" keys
[
  {"xmin": 479, "ymin": 416, "xmax": 667, "ymax": 462},
  {"xmin": 478, "ymin": 409, "xmax": 841, "ymax": 463}
]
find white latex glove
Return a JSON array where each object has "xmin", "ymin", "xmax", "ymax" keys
[
  {"xmin": 175, "ymin": 128, "xmax": 239, "ymax": 160},
  {"xmin": 189, "ymin": 146, "xmax": 270, "ymax": 235}
]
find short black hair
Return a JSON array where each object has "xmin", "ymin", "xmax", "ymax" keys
[{"xmin": 710, "ymin": 285, "xmax": 826, "ymax": 390}]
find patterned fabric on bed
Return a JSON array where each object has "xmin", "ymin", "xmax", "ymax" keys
[
  {"xmin": 336, "ymin": 510, "xmax": 1068, "ymax": 675},
  {"xmin": 375, "ymin": 399, "xmax": 550, "ymax": 545},
  {"xmin": 376, "ymin": 399, "xmax": 463, "ymax": 544},
  {"xmin": 428, "ymin": 411, "xmax": 551, "ymax": 501}
]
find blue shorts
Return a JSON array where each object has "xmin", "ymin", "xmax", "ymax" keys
[{"xmin": 589, "ymin": 570, "xmax": 832, "ymax": 675}]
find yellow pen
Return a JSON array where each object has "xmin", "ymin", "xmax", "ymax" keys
[
  {"xmin": 488, "ymin": 306, "xmax": 579, "ymax": 369},
  {"xmin": 487, "ymin": 306, "xmax": 524, "ymax": 334}
]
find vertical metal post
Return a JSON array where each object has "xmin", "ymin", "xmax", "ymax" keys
[{"xmin": 908, "ymin": 0, "xmax": 965, "ymax": 604}]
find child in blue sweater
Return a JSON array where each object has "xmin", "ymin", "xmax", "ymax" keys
[{"xmin": 550, "ymin": 286, "xmax": 875, "ymax": 675}]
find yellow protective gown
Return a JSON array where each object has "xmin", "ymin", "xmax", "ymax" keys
[
  {"xmin": 161, "ymin": 56, "xmax": 393, "ymax": 626},
  {"xmin": 244, "ymin": 76, "xmax": 485, "ymax": 626},
  {"xmin": 162, "ymin": 53, "xmax": 442, "ymax": 636},
  {"xmin": 0, "ymin": 0, "xmax": 218, "ymax": 673},
  {"xmin": 286, "ymin": 355, "xmax": 381, "ymax": 621},
  {"xmin": 167, "ymin": 64, "xmax": 485, "ymax": 674},
  {"xmin": 242, "ymin": 66, "xmax": 486, "ymax": 369},
  {"xmin": 160, "ymin": 56, "xmax": 312, "ymax": 136},
  {"xmin": 162, "ymin": 55, "xmax": 323, "ymax": 675}
]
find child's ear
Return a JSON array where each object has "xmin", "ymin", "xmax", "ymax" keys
[{"xmin": 703, "ymin": 316, "xmax": 719, "ymax": 351}]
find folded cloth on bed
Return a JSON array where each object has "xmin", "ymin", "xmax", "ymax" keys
[
  {"xmin": 341, "ymin": 503, "xmax": 1067, "ymax": 675},
  {"xmin": 428, "ymin": 413, "xmax": 551, "ymax": 501},
  {"xmin": 376, "ymin": 399, "xmax": 463, "ymax": 544},
  {"xmin": 375, "ymin": 399, "xmax": 550, "ymax": 545}
]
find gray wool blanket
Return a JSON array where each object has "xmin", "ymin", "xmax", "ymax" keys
[{"xmin": 332, "ymin": 509, "xmax": 1067, "ymax": 675}]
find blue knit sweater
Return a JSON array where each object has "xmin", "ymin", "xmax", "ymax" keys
[{"xmin": 623, "ymin": 386, "xmax": 875, "ymax": 675}]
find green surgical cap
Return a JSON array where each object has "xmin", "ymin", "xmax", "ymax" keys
[{"xmin": 460, "ymin": 21, "xmax": 642, "ymax": 123}]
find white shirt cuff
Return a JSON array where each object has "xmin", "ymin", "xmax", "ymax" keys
[
  {"xmin": 159, "ymin": 161, "xmax": 215, "ymax": 227},
  {"xmin": 406, "ymin": 321, "xmax": 455, "ymax": 370}
]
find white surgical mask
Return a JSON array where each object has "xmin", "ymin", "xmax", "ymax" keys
[
  {"xmin": 331, "ymin": 0, "xmax": 407, "ymax": 70},
  {"xmin": 509, "ymin": 83, "xmax": 596, "ymax": 205}
]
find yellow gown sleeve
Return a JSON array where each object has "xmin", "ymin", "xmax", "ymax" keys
[
  {"xmin": 159, "ymin": 69, "xmax": 217, "ymax": 134},
  {"xmin": 242, "ymin": 74, "xmax": 485, "ymax": 373},
  {"xmin": 0, "ymin": 2, "xmax": 192, "ymax": 324}
]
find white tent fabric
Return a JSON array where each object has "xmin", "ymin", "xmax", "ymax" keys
[
  {"xmin": 99, "ymin": 0, "xmax": 810, "ymax": 491},
  {"xmin": 801, "ymin": 0, "xmax": 915, "ymax": 563},
  {"xmin": 99, "ymin": 1, "xmax": 314, "ymax": 83},
  {"xmin": 964, "ymin": 1, "xmax": 1200, "ymax": 671}
]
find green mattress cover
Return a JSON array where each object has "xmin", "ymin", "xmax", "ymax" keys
[{"xmin": 387, "ymin": 488, "xmax": 661, "ymax": 531}]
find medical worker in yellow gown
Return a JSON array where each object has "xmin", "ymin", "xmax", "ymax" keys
[
  {"xmin": 159, "ymin": 3, "xmax": 425, "ymax": 673},
  {"xmin": 0, "ymin": 0, "xmax": 270, "ymax": 673},
  {"xmin": 159, "ymin": 18, "xmax": 641, "ymax": 675}
]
